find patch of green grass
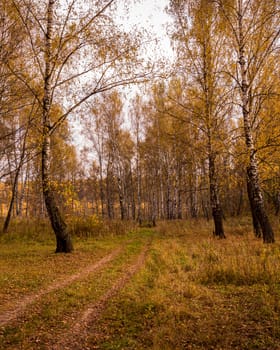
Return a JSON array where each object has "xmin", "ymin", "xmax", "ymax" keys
[
  {"xmin": 0, "ymin": 221, "xmax": 144, "ymax": 299},
  {"xmin": 0, "ymin": 231, "xmax": 151, "ymax": 350}
]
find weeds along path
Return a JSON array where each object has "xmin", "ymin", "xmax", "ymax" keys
[
  {"xmin": 0, "ymin": 247, "xmax": 123, "ymax": 328},
  {"xmin": 52, "ymin": 240, "xmax": 151, "ymax": 350}
]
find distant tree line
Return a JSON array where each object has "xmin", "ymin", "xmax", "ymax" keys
[{"xmin": 0, "ymin": 0, "xmax": 279, "ymax": 251}]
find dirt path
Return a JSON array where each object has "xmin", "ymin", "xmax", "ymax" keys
[
  {"xmin": 52, "ymin": 241, "xmax": 151, "ymax": 350},
  {"xmin": 0, "ymin": 247, "xmax": 122, "ymax": 328}
]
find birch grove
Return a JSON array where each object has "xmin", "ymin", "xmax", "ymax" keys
[{"xmin": 0, "ymin": 0, "xmax": 279, "ymax": 250}]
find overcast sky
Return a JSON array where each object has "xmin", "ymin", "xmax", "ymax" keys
[
  {"xmin": 72, "ymin": 0, "xmax": 173, "ymax": 152},
  {"xmin": 117, "ymin": 0, "xmax": 173, "ymax": 58}
]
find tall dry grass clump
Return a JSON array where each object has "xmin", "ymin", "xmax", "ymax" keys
[
  {"xmin": 68, "ymin": 215, "xmax": 138, "ymax": 238},
  {"xmin": 0, "ymin": 216, "xmax": 138, "ymax": 242},
  {"xmin": 155, "ymin": 218, "xmax": 280, "ymax": 286},
  {"xmin": 123, "ymin": 218, "xmax": 280, "ymax": 349},
  {"xmin": 196, "ymin": 237, "xmax": 280, "ymax": 286}
]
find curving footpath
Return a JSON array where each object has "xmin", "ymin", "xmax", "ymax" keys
[
  {"xmin": 0, "ymin": 247, "xmax": 123, "ymax": 328},
  {"xmin": 52, "ymin": 241, "xmax": 151, "ymax": 350}
]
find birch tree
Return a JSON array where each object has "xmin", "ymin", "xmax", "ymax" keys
[
  {"xmin": 216, "ymin": 0, "xmax": 280, "ymax": 243},
  {"xmin": 7, "ymin": 0, "xmax": 150, "ymax": 252},
  {"xmin": 130, "ymin": 94, "xmax": 150, "ymax": 224},
  {"xmin": 168, "ymin": 0, "xmax": 232, "ymax": 238},
  {"xmin": 0, "ymin": 0, "xmax": 40, "ymax": 231}
]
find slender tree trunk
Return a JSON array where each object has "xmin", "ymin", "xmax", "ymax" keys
[
  {"xmin": 171, "ymin": 168, "xmax": 177, "ymax": 220},
  {"xmin": 14, "ymin": 180, "xmax": 19, "ymax": 216},
  {"xmin": 156, "ymin": 126, "xmax": 164, "ymax": 220},
  {"xmin": 2, "ymin": 118, "xmax": 30, "ymax": 233},
  {"xmin": 238, "ymin": 9, "xmax": 274, "ymax": 243},
  {"xmin": 150, "ymin": 191, "xmax": 157, "ymax": 227},
  {"xmin": 3, "ymin": 165, "xmax": 21, "ymax": 233},
  {"xmin": 42, "ymin": 0, "xmax": 73, "ymax": 253},
  {"xmin": 24, "ymin": 164, "xmax": 30, "ymax": 217},
  {"xmin": 136, "ymin": 143, "xmax": 142, "ymax": 225},
  {"xmin": 18, "ymin": 168, "xmax": 27, "ymax": 217},
  {"xmin": 246, "ymin": 170, "xmax": 261, "ymax": 238},
  {"xmin": 116, "ymin": 173, "xmax": 126, "ymax": 220},
  {"xmin": 129, "ymin": 164, "xmax": 136, "ymax": 220},
  {"xmin": 209, "ymin": 152, "xmax": 225, "ymax": 238},
  {"xmin": 189, "ymin": 169, "xmax": 199, "ymax": 218},
  {"xmin": 166, "ymin": 167, "xmax": 171, "ymax": 220},
  {"xmin": 98, "ymin": 154, "xmax": 105, "ymax": 218},
  {"xmin": 176, "ymin": 161, "xmax": 182, "ymax": 219},
  {"xmin": 106, "ymin": 162, "xmax": 114, "ymax": 219}
]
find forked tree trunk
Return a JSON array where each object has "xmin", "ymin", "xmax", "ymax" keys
[
  {"xmin": 42, "ymin": 0, "xmax": 73, "ymax": 253},
  {"xmin": 246, "ymin": 164, "xmax": 274, "ymax": 243},
  {"xmin": 238, "ymin": 9, "xmax": 274, "ymax": 243}
]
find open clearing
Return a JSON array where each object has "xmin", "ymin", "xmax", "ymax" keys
[{"xmin": 1, "ymin": 219, "xmax": 280, "ymax": 349}]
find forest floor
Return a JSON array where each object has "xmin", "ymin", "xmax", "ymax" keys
[{"xmin": 1, "ymin": 218, "xmax": 280, "ymax": 349}]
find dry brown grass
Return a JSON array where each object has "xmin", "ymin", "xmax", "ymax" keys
[
  {"xmin": 91, "ymin": 218, "xmax": 280, "ymax": 349},
  {"xmin": 1, "ymin": 217, "xmax": 280, "ymax": 349}
]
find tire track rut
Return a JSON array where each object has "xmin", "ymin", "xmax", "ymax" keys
[
  {"xmin": 0, "ymin": 247, "xmax": 122, "ymax": 328},
  {"xmin": 52, "ymin": 241, "xmax": 151, "ymax": 350}
]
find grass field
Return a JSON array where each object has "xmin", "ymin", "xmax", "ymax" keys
[{"xmin": 0, "ymin": 217, "xmax": 280, "ymax": 349}]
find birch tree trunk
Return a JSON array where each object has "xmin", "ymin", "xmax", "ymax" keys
[
  {"xmin": 209, "ymin": 151, "xmax": 225, "ymax": 238},
  {"xmin": 2, "ymin": 124, "xmax": 29, "ymax": 233},
  {"xmin": 3, "ymin": 167, "xmax": 20, "ymax": 233},
  {"xmin": 129, "ymin": 162, "xmax": 136, "ymax": 220},
  {"xmin": 42, "ymin": 0, "xmax": 73, "ymax": 253},
  {"xmin": 246, "ymin": 172, "xmax": 261, "ymax": 238},
  {"xmin": 116, "ymin": 172, "xmax": 126, "ymax": 220},
  {"xmin": 97, "ymin": 154, "xmax": 106, "ymax": 219},
  {"xmin": 106, "ymin": 157, "xmax": 114, "ymax": 219},
  {"xmin": 136, "ymin": 129, "xmax": 142, "ymax": 224},
  {"xmin": 168, "ymin": 0, "xmax": 227, "ymax": 234},
  {"xmin": 237, "ymin": 6, "xmax": 274, "ymax": 243}
]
